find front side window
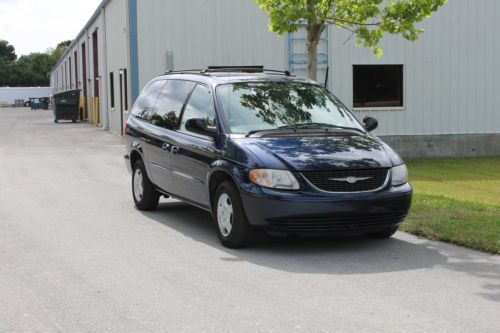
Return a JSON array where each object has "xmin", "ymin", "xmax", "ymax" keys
[
  {"xmin": 216, "ymin": 82, "xmax": 363, "ymax": 135},
  {"xmin": 151, "ymin": 80, "xmax": 196, "ymax": 130},
  {"xmin": 353, "ymin": 65, "xmax": 403, "ymax": 108},
  {"xmin": 131, "ymin": 80, "xmax": 166, "ymax": 120},
  {"xmin": 180, "ymin": 84, "xmax": 217, "ymax": 135}
]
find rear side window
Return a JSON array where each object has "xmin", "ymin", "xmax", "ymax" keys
[
  {"xmin": 131, "ymin": 80, "xmax": 166, "ymax": 120},
  {"xmin": 180, "ymin": 84, "xmax": 217, "ymax": 135},
  {"xmin": 151, "ymin": 80, "xmax": 196, "ymax": 130}
]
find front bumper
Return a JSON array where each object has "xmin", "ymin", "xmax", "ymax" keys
[{"xmin": 240, "ymin": 183, "xmax": 412, "ymax": 235}]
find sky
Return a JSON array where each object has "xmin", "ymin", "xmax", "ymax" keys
[{"xmin": 0, "ymin": 0, "xmax": 102, "ymax": 56}]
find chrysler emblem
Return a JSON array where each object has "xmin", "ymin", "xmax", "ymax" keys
[{"xmin": 329, "ymin": 176, "xmax": 371, "ymax": 184}]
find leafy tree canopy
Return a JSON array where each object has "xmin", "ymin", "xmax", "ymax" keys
[
  {"xmin": 0, "ymin": 40, "xmax": 17, "ymax": 63},
  {"xmin": 256, "ymin": 0, "xmax": 447, "ymax": 79},
  {"xmin": 0, "ymin": 40, "xmax": 71, "ymax": 87}
]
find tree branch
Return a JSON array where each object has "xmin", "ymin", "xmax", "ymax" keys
[{"xmin": 326, "ymin": 17, "xmax": 381, "ymax": 26}]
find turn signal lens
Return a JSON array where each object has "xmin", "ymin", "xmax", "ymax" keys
[{"xmin": 249, "ymin": 169, "xmax": 300, "ymax": 190}]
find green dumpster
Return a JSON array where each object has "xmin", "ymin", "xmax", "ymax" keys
[{"xmin": 53, "ymin": 89, "xmax": 80, "ymax": 123}]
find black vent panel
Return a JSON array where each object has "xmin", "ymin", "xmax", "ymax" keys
[
  {"xmin": 302, "ymin": 168, "xmax": 389, "ymax": 192},
  {"xmin": 267, "ymin": 213, "xmax": 406, "ymax": 232}
]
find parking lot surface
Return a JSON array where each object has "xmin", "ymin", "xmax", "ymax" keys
[{"xmin": 0, "ymin": 108, "xmax": 499, "ymax": 332}]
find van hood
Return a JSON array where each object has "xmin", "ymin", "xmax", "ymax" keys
[{"xmin": 239, "ymin": 135, "xmax": 394, "ymax": 171}]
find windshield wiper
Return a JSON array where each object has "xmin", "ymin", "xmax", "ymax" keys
[
  {"xmin": 278, "ymin": 123, "xmax": 365, "ymax": 133},
  {"xmin": 245, "ymin": 129, "xmax": 278, "ymax": 137},
  {"xmin": 245, "ymin": 123, "xmax": 365, "ymax": 137}
]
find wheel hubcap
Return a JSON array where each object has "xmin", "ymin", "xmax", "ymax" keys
[
  {"xmin": 133, "ymin": 169, "xmax": 144, "ymax": 201},
  {"xmin": 217, "ymin": 193, "xmax": 233, "ymax": 237}
]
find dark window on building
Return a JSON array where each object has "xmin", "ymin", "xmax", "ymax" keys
[
  {"xmin": 74, "ymin": 51, "xmax": 78, "ymax": 89},
  {"xmin": 180, "ymin": 84, "xmax": 217, "ymax": 136},
  {"xmin": 109, "ymin": 72, "xmax": 115, "ymax": 108},
  {"xmin": 123, "ymin": 68, "xmax": 128, "ymax": 110},
  {"xmin": 353, "ymin": 65, "xmax": 403, "ymax": 108},
  {"xmin": 69, "ymin": 57, "xmax": 72, "ymax": 88},
  {"xmin": 151, "ymin": 80, "xmax": 196, "ymax": 130},
  {"xmin": 130, "ymin": 80, "xmax": 166, "ymax": 121}
]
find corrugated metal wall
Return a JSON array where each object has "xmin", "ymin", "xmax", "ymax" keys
[
  {"xmin": 136, "ymin": 0, "xmax": 288, "ymax": 89},
  {"xmin": 330, "ymin": 0, "xmax": 500, "ymax": 136},
  {"xmin": 104, "ymin": 0, "xmax": 129, "ymax": 135}
]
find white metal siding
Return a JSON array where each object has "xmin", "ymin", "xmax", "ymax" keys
[
  {"xmin": 330, "ymin": 0, "xmax": 500, "ymax": 136},
  {"xmin": 136, "ymin": 0, "xmax": 288, "ymax": 89},
  {"xmin": 104, "ymin": 0, "xmax": 128, "ymax": 135}
]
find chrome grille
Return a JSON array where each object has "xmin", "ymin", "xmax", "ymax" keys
[{"xmin": 302, "ymin": 168, "xmax": 389, "ymax": 192}]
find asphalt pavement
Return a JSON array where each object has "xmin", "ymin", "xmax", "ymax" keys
[{"xmin": 0, "ymin": 108, "xmax": 499, "ymax": 332}]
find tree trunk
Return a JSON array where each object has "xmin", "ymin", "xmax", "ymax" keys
[{"xmin": 306, "ymin": 24, "xmax": 324, "ymax": 81}]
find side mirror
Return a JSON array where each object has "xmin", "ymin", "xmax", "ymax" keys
[
  {"xmin": 363, "ymin": 116, "xmax": 378, "ymax": 132},
  {"xmin": 185, "ymin": 118, "xmax": 218, "ymax": 138}
]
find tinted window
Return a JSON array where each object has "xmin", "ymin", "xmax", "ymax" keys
[
  {"xmin": 216, "ymin": 82, "xmax": 363, "ymax": 134},
  {"xmin": 151, "ymin": 80, "xmax": 196, "ymax": 130},
  {"xmin": 353, "ymin": 65, "xmax": 403, "ymax": 108},
  {"xmin": 131, "ymin": 80, "xmax": 166, "ymax": 120},
  {"xmin": 180, "ymin": 85, "xmax": 217, "ymax": 135}
]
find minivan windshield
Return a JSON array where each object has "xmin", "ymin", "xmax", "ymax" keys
[{"xmin": 216, "ymin": 82, "xmax": 364, "ymax": 135}]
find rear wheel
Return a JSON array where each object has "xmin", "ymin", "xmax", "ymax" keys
[
  {"xmin": 366, "ymin": 226, "xmax": 399, "ymax": 239},
  {"xmin": 213, "ymin": 181, "xmax": 254, "ymax": 248},
  {"xmin": 132, "ymin": 159, "xmax": 160, "ymax": 211}
]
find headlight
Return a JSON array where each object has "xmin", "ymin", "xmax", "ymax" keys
[
  {"xmin": 391, "ymin": 164, "xmax": 408, "ymax": 186},
  {"xmin": 249, "ymin": 169, "xmax": 300, "ymax": 190}
]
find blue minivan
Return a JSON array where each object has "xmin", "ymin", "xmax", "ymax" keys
[{"xmin": 124, "ymin": 67, "xmax": 412, "ymax": 248}]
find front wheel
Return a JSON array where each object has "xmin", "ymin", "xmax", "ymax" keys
[
  {"xmin": 132, "ymin": 159, "xmax": 160, "ymax": 211},
  {"xmin": 213, "ymin": 181, "xmax": 254, "ymax": 248}
]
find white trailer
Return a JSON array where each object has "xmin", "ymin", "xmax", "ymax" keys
[{"xmin": 0, "ymin": 87, "xmax": 53, "ymax": 107}]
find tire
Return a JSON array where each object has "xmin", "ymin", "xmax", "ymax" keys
[
  {"xmin": 366, "ymin": 226, "xmax": 399, "ymax": 239},
  {"xmin": 24, "ymin": 101, "xmax": 30, "ymax": 107},
  {"xmin": 132, "ymin": 159, "xmax": 160, "ymax": 211},
  {"xmin": 213, "ymin": 181, "xmax": 254, "ymax": 248},
  {"xmin": 72, "ymin": 119, "xmax": 77, "ymax": 123},
  {"xmin": 54, "ymin": 119, "xmax": 58, "ymax": 123}
]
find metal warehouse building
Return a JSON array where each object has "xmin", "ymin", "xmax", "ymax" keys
[{"xmin": 51, "ymin": 0, "xmax": 500, "ymax": 157}]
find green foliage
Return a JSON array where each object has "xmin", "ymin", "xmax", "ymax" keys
[
  {"xmin": 0, "ymin": 40, "xmax": 17, "ymax": 63},
  {"xmin": 0, "ymin": 40, "xmax": 71, "ymax": 87},
  {"xmin": 48, "ymin": 40, "xmax": 72, "ymax": 66},
  {"xmin": 256, "ymin": 0, "xmax": 447, "ymax": 79}
]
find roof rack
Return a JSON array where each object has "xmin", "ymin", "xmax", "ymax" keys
[
  {"xmin": 203, "ymin": 66, "xmax": 293, "ymax": 76},
  {"xmin": 163, "ymin": 69, "xmax": 205, "ymax": 75},
  {"xmin": 162, "ymin": 66, "xmax": 293, "ymax": 77}
]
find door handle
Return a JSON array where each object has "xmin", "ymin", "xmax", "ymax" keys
[
  {"xmin": 162, "ymin": 143, "xmax": 172, "ymax": 151},
  {"xmin": 171, "ymin": 146, "xmax": 179, "ymax": 154}
]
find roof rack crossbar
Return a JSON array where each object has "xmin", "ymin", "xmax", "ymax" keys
[
  {"xmin": 163, "ymin": 69, "xmax": 205, "ymax": 75},
  {"xmin": 160, "ymin": 66, "xmax": 294, "ymax": 77},
  {"xmin": 204, "ymin": 66, "xmax": 292, "ymax": 76}
]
